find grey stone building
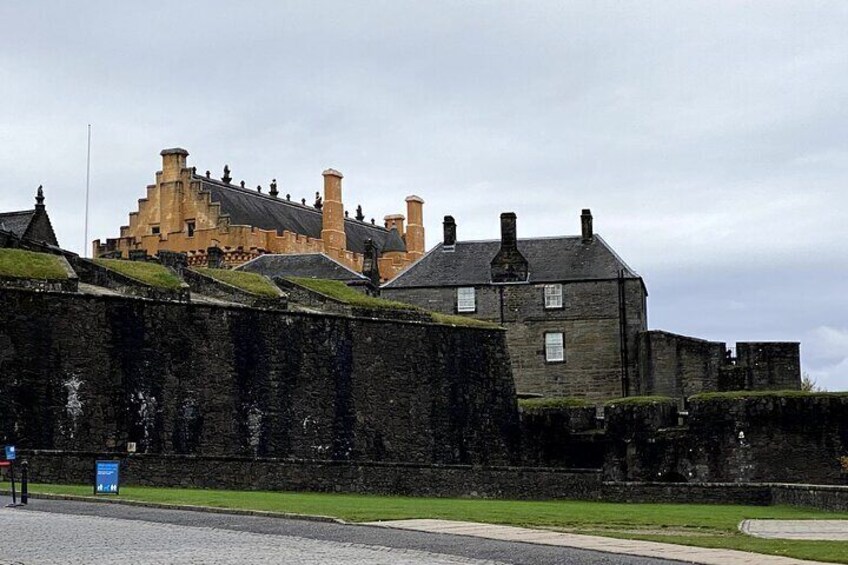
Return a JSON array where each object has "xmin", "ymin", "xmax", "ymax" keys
[
  {"xmin": 383, "ymin": 211, "xmax": 801, "ymax": 401},
  {"xmin": 0, "ymin": 186, "xmax": 59, "ymax": 247},
  {"xmin": 382, "ymin": 210, "xmax": 647, "ymax": 400}
]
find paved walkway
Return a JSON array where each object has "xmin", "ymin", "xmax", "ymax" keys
[
  {"xmin": 741, "ymin": 519, "xmax": 848, "ymax": 541},
  {"xmin": 365, "ymin": 519, "xmax": 833, "ymax": 565}
]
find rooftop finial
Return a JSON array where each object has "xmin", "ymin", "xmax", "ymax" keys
[
  {"xmin": 355, "ymin": 205, "xmax": 364, "ymax": 221},
  {"xmin": 35, "ymin": 185, "xmax": 44, "ymax": 207},
  {"xmin": 257, "ymin": 185, "xmax": 262, "ymax": 193},
  {"xmin": 222, "ymin": 165, "xmax": 232, "ymax": 184},
  {"xmin": 314, "ymin": 191, "xmax": 323, "ymax": 210},
  {"xmin": 205, "ymin": 170, "xmax": 211, "ymax": 178},
  {"xmin": 301, "ymin": 197, "xmax": 306, "ymax": 205},
  {"xmin": 240, "ymin": 180, "xmax": 245, "ymax": 188},
  {"xmin": 269, "ymin": 179, "xmax": 279, "ymax": 197}
]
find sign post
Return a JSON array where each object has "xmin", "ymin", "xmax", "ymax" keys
[
  {"xmin": 3, "ymin": 445, "xmax": 19, "ymax": 507},
  {"xmin": 94, "ymin": 460, "xmax": 120, "ymax": 495}
]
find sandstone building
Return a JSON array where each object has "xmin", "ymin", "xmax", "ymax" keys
[
  {"xmin": 94, "ymin": 148, "xmax": 425, "ymax": 279},
  {"xmin": 382, "ymin": 211, "xmax": 800, "ymax": 400}
]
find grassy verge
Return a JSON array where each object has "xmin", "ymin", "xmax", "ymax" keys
[
  {"xmin": 518, "ymin": 397, "xmax": 589, "ymax": 412},
  {"xmin": 0, "ymin": 248, "xmax": 68, "ymax": 279},
  {"xmin": 604, "ymin": 395, "xmax": 675, "ymax": 407},
  {"xmin": 194, "ymin": 267, "xmax": 280, "ymax": 297},
  {"xmin": 286, "ymin": 277, "xmax": 415, "ymax": 310},
  {"xmin": 286, "ymin": 277, "xmax": 500, "ymax": 328},
  {"xmin": 93, "ymin": 259, "xmax": 184, "ymax": 290},
  {"xmin": 26, "ymin": 484, "xmax": 848, "ymax": 563},
  {"xmin": 691, "ymin": 390, "xmax": 848, "ymax": 401}
]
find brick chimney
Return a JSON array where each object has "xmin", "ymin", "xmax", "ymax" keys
[
  {"xmin": 490, "ymin": 212, "xmax": 529, "ymax": 283},
  {"xmin": 321, "ymin": 169, "xmax": 346, "ymax": 252},
  {"xmin": 581, "ymin": 209, "xmax": 593, "ymax": 242},
  {"xmin": 384, "ymin": 214, "xmax": 405, "ymax": 235},
  {"xmin": 160, "ymin": 148, "xmax": 189, "ymax": 183},
  {"xmin": 405, "ymin": 195, "xmax": 425, "ymax": 259},
  {"xmin": 443, "ymin": 215, "xmax": 456, "ymax": 247}
]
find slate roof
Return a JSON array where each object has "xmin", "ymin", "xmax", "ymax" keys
[
  {"xmin": 0, "ymin": 210, "xmax": 36, "ymax": 238},
  {"xmin": 236, "ymin": 253, "xmax": 367, "ymax": 282},
  {"xmin": 196, "ymin": 176, "xmax": 405, "ymax": 255},
  {"xmin": 383, "ymin": 235, "xmax": 642, "ymax": 288}
]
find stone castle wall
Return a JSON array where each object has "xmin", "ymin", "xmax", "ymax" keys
[{"xmin": 0, "ymin": 288, "xmax": 521, "ymax": 466}]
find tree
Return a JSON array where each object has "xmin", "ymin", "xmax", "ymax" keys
[{"xmin": 801, "ymin": 372, "xmax": 825, "ymax": 392}]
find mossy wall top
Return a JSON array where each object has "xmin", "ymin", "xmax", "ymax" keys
[{"xmin": 0, "ymin": 287, "xmax": 521, "ymax": 465}]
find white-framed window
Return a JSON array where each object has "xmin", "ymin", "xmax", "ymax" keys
[
  {"xmin": 545, "ymin": 332, "xmax": 565, "ymax": 363},
  {"xmin": 457, "ymin": 287, "xmax": 476, "ymax": 312},
  {"xmin": 544, "ymin": 284, "xmax": 563, "ymax": 309}
]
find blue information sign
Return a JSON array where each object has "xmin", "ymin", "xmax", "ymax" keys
[
  {"xmin": 4, "ymin": 445, "xmax": 15, "ymax": 461},
  {"xmin": 95, "ymin": 460, "xmax": 120, "ymax": 495}
]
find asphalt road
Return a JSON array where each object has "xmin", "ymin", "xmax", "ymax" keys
[{"xmin": 0, "ymin": 499, "xmax": 684, "ymax": 565}]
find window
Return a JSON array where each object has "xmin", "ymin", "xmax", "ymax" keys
[
  {"xmin": 151, "ymin": 225, "xmax": 160, "ymax": 235},
  {"xmin": 545, "ymin": 332, "xmax": 564, "ymax": 363},
  {"xmin": 186, "ymin": 220, "xmax": 196, "ymax": 237},
  {"xmin": 544, "ymin": 284, "xmax": 563, "ymax": 309},
  {"xmin": 457, "ymin": 287, "xmax": 476, "ymax": 312}
]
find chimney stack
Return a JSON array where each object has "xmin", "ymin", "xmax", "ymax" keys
[
  {"xmin": 581, "ymin": 209, "xmax": 593, "ymax": 242},
  {"xmin": 443, "ymin": 215, "xmax": 456, "ymax": 247},
  {"xmin": 405, "ymin": 195, "xmax": 425, "ymax": 259},
  {"xmin": 490, "ymin": 212, "xmax": 529, "ymax": 283},
  {"xmin": 500, "ymin": 212, "xmax": 518, "ymax": 250},
  {"xmin": 384, "ymin": 214, "xmax": 405, "ymax": 235},
  {"xmin": 321, "ymin": 169, "xmax": 346, "ymax": 252},
  {"xmin": 160, "ymin": 148, "xmax": 189, "ymax": 183}
]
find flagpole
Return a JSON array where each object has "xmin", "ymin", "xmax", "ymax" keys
[{"xmin": 84, "ymin": 124, "xmax": 91, "ymax": 257}]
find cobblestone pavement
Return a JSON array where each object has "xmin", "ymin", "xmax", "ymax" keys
[{"xmin": 0, "ymin": 500, "xmax": 680, "ymax": 565}]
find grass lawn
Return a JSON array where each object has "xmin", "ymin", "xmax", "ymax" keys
[
  {"xmin": 193, "ymin": 267, "xmax": 281, "ymax": 298},
  {"xmin": 27, "ymin": 484, "xmax": 848, "ymax": 563},
  {"xmin": 0, "ymin": 248, "xmax": 68, "ymax": 279},
  {"xmin": 93, "ymin": 258, "xmax": 184, "ymax": 290}
]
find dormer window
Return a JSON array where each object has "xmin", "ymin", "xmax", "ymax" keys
[
  {"xmin": 186, "ymin": 220, "xmax": 196, "ymax": 237},
  {"xmin": 544, "ymin": 284, "xmax": 563, "ymax": 309}
]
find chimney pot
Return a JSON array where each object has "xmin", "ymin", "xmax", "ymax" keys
[{"xmin": 443, "ymin": 215, "xmax": 457, "ymax": 247}]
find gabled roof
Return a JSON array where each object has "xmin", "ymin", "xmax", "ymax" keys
[
  {"xmin": 236, "ymin": 253, "xmax": 367, "ymax": 282},
  {"xmin": 383, "ymin": 235, "xmax": 641, "ymax": 289},
  {"xmin": 0, "ymin": 210, "xmax": 37, "ymax": 239},
  {"xmin": 195, "ymin": 176, "xmax": 405, "ymax": 255}
]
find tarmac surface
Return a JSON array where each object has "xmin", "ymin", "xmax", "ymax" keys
[{"xmin": 0, "ymin": 499, "xmax": 680, "ymax": 565}]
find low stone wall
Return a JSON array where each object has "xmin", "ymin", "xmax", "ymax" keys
[
  {"xmin": 0, "ymin": 274, "xmax": 78, "ymax": 293},
  {"xmin": 770, "ymin": 483, "xmax": 848, "ymax": 512},
  {"xmin": 21, "ymin": 451, "xmax": 601, "ymax": 500},
  {"xmin": 72, "ymin": 258, "xmax": 190, "ymax": 302},
  {"xmin": 182, "ymin": 268, "xmax": 287, "ymax": 310},
  {"xmin": 18, "ymin": 451, "xmax": 848, "ymax": 511}
]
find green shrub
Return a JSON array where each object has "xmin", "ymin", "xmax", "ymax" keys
[
  {"xmin": 195, "ymin": 268, "xmax": 280, "ymax": 297},
  {"xmin": 0, "ymin": 248, "xmax": 68, "ymax": 280},
  {"xmin": 93, "ymin": 259, "xmax": 184, "ymax": 290}
]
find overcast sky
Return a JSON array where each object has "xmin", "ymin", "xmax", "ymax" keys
[{"xmin": 1, "ymin": 2, "xmax": 846, "ymax": 389}]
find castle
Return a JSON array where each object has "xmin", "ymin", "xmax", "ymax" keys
[{"xmin": 93, "ymin": 148, "xmax": 425, "ymax": 280}]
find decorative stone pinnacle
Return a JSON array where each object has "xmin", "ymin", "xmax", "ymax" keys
[
  {"xmin": 222, "ymin": 165, "xmax": 232, "ymax": 184},
  {"xmin": 355, "ymin": 205, "xmax": 365, "ymax": 221},
  {"xmin": 240, "ymin": 180, "xmax": 245, "ymax": 188},
  {"xmin": 269, "ymin": 179, "xmax": 279, "ymax": 197},
  {"xmin": 35, "ymin": 185, "xmax": 44, "ymax": 206}
]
